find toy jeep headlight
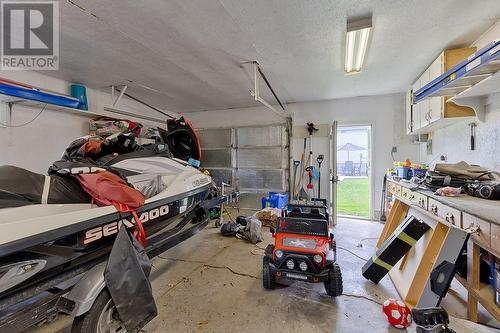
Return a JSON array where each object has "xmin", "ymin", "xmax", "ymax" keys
[
  {"xmin": 286, "ymin": 259, "xmax": 295, "ymax": 270},
  {"xmin": 313, "ymin": 254, "xmax": 323, "ymax": 264},
  {"xmin": 275, "ymin": 250, "xmax": 284, "ymax": 259},
  {"xmin": 299, "ymin": 261, "xmax": 308, "ymax": 271}
]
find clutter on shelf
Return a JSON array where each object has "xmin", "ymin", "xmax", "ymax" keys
[
  {"xmin": 434, "ymin": 186, "xmax": 462, "ymax": 197},
  {"xmin": 90, "ymin": 118, "xmax": 158, "ymax": 139},
  {"xmin": 392, "ymin": 159, "xmax": 429, "ymax": 181},
  {"xmin": 387, "ymin": 160, "xmax": 500, "ymax": 201}
]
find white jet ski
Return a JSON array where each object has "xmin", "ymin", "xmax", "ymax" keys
[{"xmin": 0, "ymin": 117, "xmax": 212, "ymax": 308}]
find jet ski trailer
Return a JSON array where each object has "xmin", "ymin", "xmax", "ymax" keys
[
  {"xmin": 0, "ymin": 119, "xmax": 239, "ymax": 332},
  {"xmin": 0, "ymin": 172, "xmax": 237, "ymax": 332}
]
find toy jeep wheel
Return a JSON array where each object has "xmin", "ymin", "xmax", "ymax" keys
[
  {"xmin": 324, "ymin": 263, "xmax": 343, "ymax": 297},
  {"xmin": 262, "ymin": 257, "xmax": 276, "ymax": 289}
]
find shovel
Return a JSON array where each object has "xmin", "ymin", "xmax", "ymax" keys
[{"xmin": 292, "ymin": 160, "xmax": 300, "ymax": 200}]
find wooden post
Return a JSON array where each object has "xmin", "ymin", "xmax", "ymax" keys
[
  {"xmin": 376, "ymin": 199, "xmax": 409, "ymax": 248},
  {"xmin": 404, "ymin": 223, "xmax": 449, "ymax": 308},
  {"xmin": 467, "ymin": 239, "xmax": 480, "ymax": 322}
]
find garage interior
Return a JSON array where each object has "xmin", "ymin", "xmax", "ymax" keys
[{"xmin": 0, "ymin": 1, "xmax": 500, "ymax": 332}]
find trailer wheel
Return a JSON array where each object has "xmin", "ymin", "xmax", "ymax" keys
[
  {"xmin": 71, "ymin": 289, "xmax": 126, "ymax": 333},
  {"xmin": 324, "ymin": 263, "xmax": 343, "ymax": 297}
]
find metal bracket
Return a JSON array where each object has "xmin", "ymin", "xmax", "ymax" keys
[
  {"xmin": 112, "ymin": 85, "xmax": 128, "ymax": 107},
  {"xmin": 464, "ymin": 224, "xmax": 480, "ymax": 234},
  {"xmin": 240, "ymin": 61, "xmax": 288, "ymax": 120},
  {"xmin": 0, "ymin": 102, "xmax": 12, "ymax": 127}
]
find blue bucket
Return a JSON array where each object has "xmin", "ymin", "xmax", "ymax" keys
[{"xmin": 70, "ymin": 84, "xmax": 88, "ymax": 110}]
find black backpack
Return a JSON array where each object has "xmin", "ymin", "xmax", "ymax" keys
[{"xmin": 220, "ymin": 221, "xmax": 240, "ymax": 237}]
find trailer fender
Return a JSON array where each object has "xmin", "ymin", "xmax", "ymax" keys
[{"xmin": 58, "ymin": 262, "xmax": 106, "ymax": 317}]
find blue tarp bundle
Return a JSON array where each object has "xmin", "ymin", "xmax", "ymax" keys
[{"xmin": 0, "ymin": 82, "xmax": 80, "ymax": 108}]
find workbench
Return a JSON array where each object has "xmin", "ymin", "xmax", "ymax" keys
[{"xmin": 379, "ymin": 179, "xmax": 499, "ymax": 323}]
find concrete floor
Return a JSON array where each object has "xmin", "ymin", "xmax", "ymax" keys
[
  {"xmin": 143, "ymin": 216, "xmax": 399, "ymax": 333},
  {"xmin": 31, "ymin": 215, "xmax": 498, "ymax": 333}
]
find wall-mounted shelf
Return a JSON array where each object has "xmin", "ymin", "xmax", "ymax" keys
[
  {"xmin": 413, "ymin": 39, "xmax": 500, "ymax": 122},
  {"xmin": 451, "ymin": 69, "xmax": 500, "ymax": 99},
  {"xmin": 1, "ymin": 97, "xmax": 101, "ymax": 118},
  {"xmin": 0, "ymin": 78, "xmax": 171, "ymax": 126},
  {"xmin": 415, "ymin": 39, "xmax": 500, "ymax": 101},
  {"xmin": 448, "ymin": 70, "xmax": 500, "ymax": 122},
  {"xmin": 1, "ymin": 97, "xmax": 169, "ymax": 125}
]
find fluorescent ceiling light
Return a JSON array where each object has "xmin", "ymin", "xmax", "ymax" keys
[{"xmin": 345, "ymin": 17, "xmax": 372, "ymax": 74}]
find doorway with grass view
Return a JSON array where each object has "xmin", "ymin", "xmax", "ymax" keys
[{"xmin": 336, "ymin": 125, "xmax": 372, "ymax": 219}]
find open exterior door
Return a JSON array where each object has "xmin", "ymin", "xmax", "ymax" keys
[{"xmin": 329, "ymin": 121, "xmax": 338, "ymax": 226}]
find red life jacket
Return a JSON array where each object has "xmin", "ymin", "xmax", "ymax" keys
[{"xmin": 76, "ymin": 171, "xmax": 147, "ymax": 247}]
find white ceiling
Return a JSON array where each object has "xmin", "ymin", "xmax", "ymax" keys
[{"xmin": 49, "ymin": 0, "xmax": 500, "ymax": 112}]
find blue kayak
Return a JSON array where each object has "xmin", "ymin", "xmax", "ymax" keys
[{"xmin": 0, "ymin": 82, "xmax": 80, "ymax": 108}]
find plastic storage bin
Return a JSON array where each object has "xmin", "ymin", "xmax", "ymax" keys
[
  {"xmin": 396, "ymin": 167, "xmax": 412, "ymax": 180},
  {"xmin": 261, "ymin": 192, "xmax": 288, "ymax": 209},
  {"xmin": 396, "ymin": 167, "xmax": 427, "ymax": 180}
]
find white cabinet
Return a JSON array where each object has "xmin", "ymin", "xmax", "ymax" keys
[
  {"xmin": 406, "ymin": 47, "xmax": 476, "ymax": 135},
  {"xmin": 410, "ymin": 80, "xmax": 421, "ymax": 132},
  {"xmin": 428, "ymin": 97, "xmax": 443, "ymax": 124},
  {"xmin": 427, "ymin": 55, "xmax": 444, "ymax": 125},
  {"xmin": 405, "ymin": 90, "xmax": 413, "ymax": 135},
  {"xmin": 428, "ymin": 54, "xmax": 443, "ymax": 81},
  {"xmin": 413, "ymin": 100, "xmax": 420, "ymax": 131},
  {"xmin": 418, "ymin": 69, "xmax": 430, "ymax": 129}
]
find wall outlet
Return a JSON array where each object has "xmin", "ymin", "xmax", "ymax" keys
[
  {"xmin": 440, "ymin": 155, "xmax": 446, "ymax": 161},
  {"xmin": 391, "ymin": 146, "xmax": 397, "ymax": 153}
]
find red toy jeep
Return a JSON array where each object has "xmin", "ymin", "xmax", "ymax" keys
[{"xmin": 262, "ymin": 202, "xmax": 343, "ymax": 297}]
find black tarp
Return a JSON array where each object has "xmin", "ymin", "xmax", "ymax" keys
[
  {"xmin": 104, "ymin": 227, "xmax": 157, "ymax": 332},
  {"xmin": 1, "ymin": 117, "xmax": 200, "ymax": 209},
  {"xmin": 48, "ymin": 137, "xmax": 171, "ymax": 176},
  {"xmin": 0, "ymin": 165, "xmax": 90, "ymax": 209}
]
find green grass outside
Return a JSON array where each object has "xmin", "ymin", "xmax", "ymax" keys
[{"xmin": 337, "ymin": 177, "xmax": 370, "ymax": 218}]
